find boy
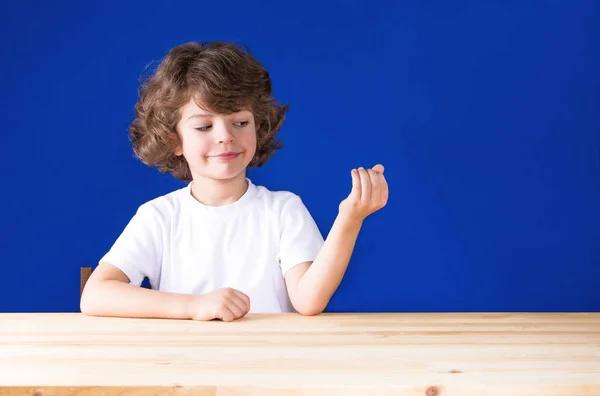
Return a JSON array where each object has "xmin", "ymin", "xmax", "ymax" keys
[{"xmin": 80, "ymin": 41, "xmax": 388, "ymax": 321}]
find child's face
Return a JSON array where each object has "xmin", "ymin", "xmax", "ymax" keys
[{"xmin": 175, "ymin": 98, "xmax": 257, "ymax": 182}]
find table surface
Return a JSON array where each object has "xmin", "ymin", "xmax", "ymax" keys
[{"xmin": 0, "ymin": 312, "xmax": 599, "ymax": 396}]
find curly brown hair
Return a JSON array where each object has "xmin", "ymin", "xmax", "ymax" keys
[{"xmin": 128, "ymin": 41, "xmax": 289, "ymax": 182}]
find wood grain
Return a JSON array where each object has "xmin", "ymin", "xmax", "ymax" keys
[
  {"xmin": 0, "ymin": 313, "xmax": 599, "ymax": 395},
  {"xmin": 79, "ymin": 267, "xmax": 92, "ymax": 297}
]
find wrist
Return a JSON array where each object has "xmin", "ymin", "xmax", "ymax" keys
[
  {"xmin": 181, "ymin": 294, "xmax": 199, "ymax": 319},
  {"xmin": 336, "ymin": 212, "xmax": 364, "ymax": 228}
]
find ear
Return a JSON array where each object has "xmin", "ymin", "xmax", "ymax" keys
[{"xmin": 173, "ymin": 129, "xmax": 183, "ymax": 156}]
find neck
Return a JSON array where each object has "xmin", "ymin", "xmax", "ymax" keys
[{"xmin": 190, "ymin": 172, "xmax": 249, "ymax": 207}]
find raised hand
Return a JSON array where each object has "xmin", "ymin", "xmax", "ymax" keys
[{"xmin": 338, "ymin": 164, "xmax": 389, "ymax": 222}]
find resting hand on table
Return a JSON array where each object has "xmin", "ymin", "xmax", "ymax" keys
[{"xmin": 188, "ymin": 288, "xmax": 250, "ymax": 322}]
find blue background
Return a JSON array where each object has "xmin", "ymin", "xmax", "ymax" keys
[{"xmin": 1, "ymin": 1, "xmax": 598, "ymax": 313}]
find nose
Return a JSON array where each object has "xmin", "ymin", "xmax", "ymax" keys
[{"xmin": 215, "ymin": 124, "xmax": 235, "ymax": 144}]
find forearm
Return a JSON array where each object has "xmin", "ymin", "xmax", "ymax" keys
[
  {"xmin": 296, "ymin": 214, "xmax": 363, "ymax": 315},
  {"xmin": 80, "ymin": 280, "xmax": 192, "ymax": 319}
]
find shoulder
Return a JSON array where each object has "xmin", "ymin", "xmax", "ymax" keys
[
  {"xmin": 252, "ymin": 182, "xmax": 302, "ymax": 207},
  {"xmin": 131, "ymin": 184, "xmax": 190, "ymax": 224},
  {"xmin": 250, "ymin": 180, "xmax": 312, "ymax": 217}
]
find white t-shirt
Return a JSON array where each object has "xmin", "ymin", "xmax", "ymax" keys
[{"xmin": 100, "ymin": 178, "xmax": 325, "ymax": 313}]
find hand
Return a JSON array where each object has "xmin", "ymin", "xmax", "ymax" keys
[
  {"xmin": 338, "ymin": 164, "xmax": 389, "ymax": 222},
  {"xmin": 188, "ymin": 287, "xmax": 251, "ymax": 322}
]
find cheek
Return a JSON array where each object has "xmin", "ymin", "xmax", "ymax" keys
[
  {"xmin": 183, "ymin": 136, "xmax": 210, "ymax": 156},
  {"xmin": 243, "ymin": 130, "xmax": 257, "ymax": 150}
]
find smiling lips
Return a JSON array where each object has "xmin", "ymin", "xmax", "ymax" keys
[{"xmin": 210, "ymin": 152, "xmax": 240, "ymax": 161}]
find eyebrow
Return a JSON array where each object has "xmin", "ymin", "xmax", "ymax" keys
[
  {"xmin": 186, "ymin": 114, "xmax": 212, "ymax": 121},
  {"xmin": 185, "ymin": 110, "xmax": 251, "ymax": 122}
]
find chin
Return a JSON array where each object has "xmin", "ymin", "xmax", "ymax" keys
[{"xmin": 210, "ymin": 169, "xmax": 246, "ymax": 181}]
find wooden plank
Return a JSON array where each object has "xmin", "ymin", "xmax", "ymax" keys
[
  {"xmin": 0, "ymin": 313, "xmax": 598, "ymax": 395},
  {"xmin": 2, "ymin": 385, "xmax": 600, "ymax": 396}
]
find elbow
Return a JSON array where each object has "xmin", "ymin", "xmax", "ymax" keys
[
  {"xmin": 79, "ymin": 296, "xmax": 91, "ymax": 316},
  {"xmin": 291, "ymin": 291, "xmax": 329, "ymax": 316},
  {"xmin": 79, "ymin": 282, "xmax": 100, "ymax": 316},
  {"xmin": 298, "ymin": 308, "xmax": 324, "ymax": 316},
  {"xmin": 79, "ymin": 289, "xmax": 93, "ymax": 316},
  {"xmin": 295, "ymin": 302, "xmax": 326, "ymax": 316}
]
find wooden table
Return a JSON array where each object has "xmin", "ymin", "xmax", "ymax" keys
[{"xmin": 0, "ymin": 313, "xmax": 599, "ymax": 395}]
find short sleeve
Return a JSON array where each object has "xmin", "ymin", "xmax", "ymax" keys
[
  {"xmin": 278, "ymin": 194, "xmax": 325, "ymax": 276},
  {"xmin": 99, "ymin": 203, "xmax": 163, "ymax": 287}
]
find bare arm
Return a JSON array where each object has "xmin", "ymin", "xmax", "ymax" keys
[
  {"xmin": 80, "ymin": 262, "xmax": 251, "ymax": 321},
  {"xmin": 80, "ymin": 261, "xmax": 193, "ymax": 319},
  {"xmin": 285, "ymin": 215, "xmax": 363, "ymax": 315},
  {"xmin": 285, "ymin": 164, "xmax": 389, "ymax": 315}
]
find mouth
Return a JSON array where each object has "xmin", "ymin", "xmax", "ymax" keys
[{"xmin": 209, "ymin": 152, "xmax": 241, "ymax": 161}]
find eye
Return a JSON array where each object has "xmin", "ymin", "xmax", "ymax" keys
[
  {"xmin": 234, "ymin": 121, "xmax": 249, "ymax": 127},
  {"xmin": 195, "ymin": 125, "xmax": 212, "ymax": 132}
]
